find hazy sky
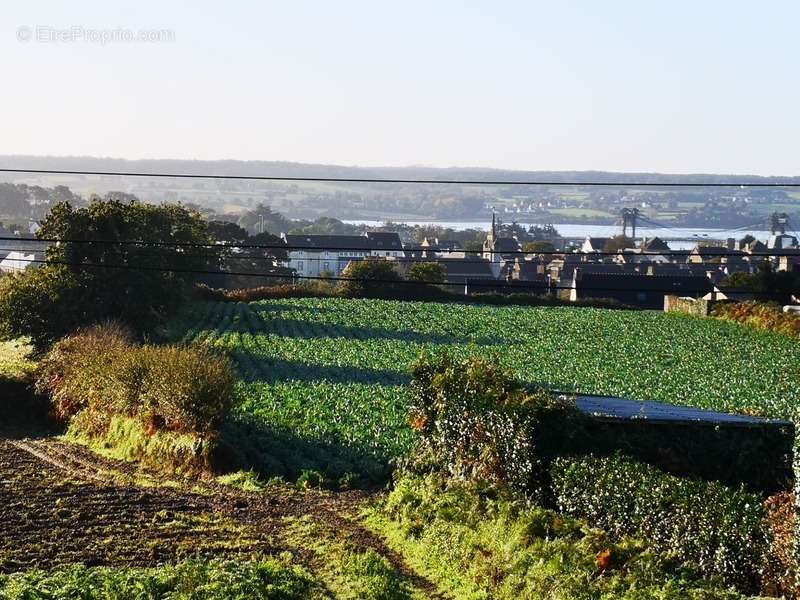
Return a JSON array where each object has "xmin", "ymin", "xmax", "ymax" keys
[{"xmin": 3, "ymin": 1, "xmax": 799, "ymax": 175}]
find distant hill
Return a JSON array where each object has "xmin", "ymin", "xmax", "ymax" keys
[
  {"xmin": 1, "ymin": 154, "xmax": 799, "ymax": 185},
  {"xmin": 1, "ymin": 155, "xmax": 798, "ymax": 227}
]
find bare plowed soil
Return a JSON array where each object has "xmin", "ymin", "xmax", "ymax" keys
[{"xmin": 0, "ymin": 436, "xmax": 420, "ymax": 588}]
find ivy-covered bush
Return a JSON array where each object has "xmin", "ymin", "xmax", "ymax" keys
[
  {"xmin": 408, "ymin": 351, "xmax": 584, "ymax": 499},
  {"xmin": 550, "ymin": 454, "xmax": 769, "ymax": 592}
]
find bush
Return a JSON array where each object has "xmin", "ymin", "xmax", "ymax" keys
[
  {"xmin": 469, "ymin": 291, "xmax": 629, "ymax": 309},
  {"xmin": 35, "ymin": 323, "xmax": 235, "ymax": 466},
  {"xmin": 408, "ymin": 351, "xmax": 583, "ymax": 498},
  {"xmin": 713, "ymin": 301, "xmax": 800, "ymax": 338},
  {"xmin": 406, "ymin": 262, "xmax": 446, "ymax": 284},
  {"xmin": 337, "ymin": 259, "xmax": 404, "ymax": 298},
  {"xmin": 550, "ymin": 454, "xmax": 769, "ymax": 591},
  {"xmin": 195, "ymin": 282, "xmax": 339, "ymax": 302},
  {"xmin": 0, "ymin": 266, "xmax": 84, "ymax": 352}
]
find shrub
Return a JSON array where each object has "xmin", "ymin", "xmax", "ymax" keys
[
  {"xmin": 713, "ymin": 301, "xmax": 800, "ymax": 338},
  {"xmin": 550, "ymin": 454, "xmax": 769, "ymax": 591},
  {"xmin": 337, "ymin": 259, "xmax": 404, "ymax": 298},
  {"xmin": 408, "ymin": 350, "xmax": 583, "ymax": 498},
  {"xmin": 35, "ymin": 322, "xmax": 135, "ymax": 422},
  {"xmin": 196, "ymin": 280, "xmax": 634, "ymax": 309},
  {"xmin": 0, "ymin": 266, "xmax": 84, "ymax": 352},
  {"xmin": 406, "ymin": 262, "xmax": 446, "ymax": 284},
  {"xmin": 35, "ymin": 323, "xmax": 235, "ymax": 454},
  {"xmin": 195, "ymin": 282, "xmax": 339, "ymax": 302}
]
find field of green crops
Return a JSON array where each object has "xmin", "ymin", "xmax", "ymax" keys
[{"xmin": 169, "ymin": 298, "xmax": 800, "ymax": 467}]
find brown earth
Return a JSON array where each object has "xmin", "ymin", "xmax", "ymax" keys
[{"xmin": 0, "ymin": 433, "xmax": 440, "ymax": 596}]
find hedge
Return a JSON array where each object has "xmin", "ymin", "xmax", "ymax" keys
[
  {"xmin": 407, "ymin": 351, "xmax": 779, "ymax": 593},
  {"xmin": 408, "ymin": 350, "xmax": 584, "ymax": 500},
  {"xmin": 550, "ymin": 454, "xmax": 769, "ymax": 592}
]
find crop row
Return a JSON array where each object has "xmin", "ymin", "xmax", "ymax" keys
[{"xmin": 168, "ymin": 298, "xmax": 800, "ymax": 461}]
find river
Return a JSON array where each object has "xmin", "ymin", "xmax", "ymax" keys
[{"xmin": 343, "ymin": 220, "xmax": 774, "ymax": 250}]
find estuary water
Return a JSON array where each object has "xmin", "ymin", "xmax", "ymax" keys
[{"xmin": 344, "ymin": 220, "xmax": 774, "ymax": 250}]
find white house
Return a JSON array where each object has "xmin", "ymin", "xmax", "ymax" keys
[
  {"xmin": 281, "ymin": 231, "xmax": 405, "ymax": 278},
  {"xmin": 0, "ymin": 251, "xmax": 36, "ymax": 273}
]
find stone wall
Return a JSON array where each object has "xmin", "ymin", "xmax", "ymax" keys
[{"xmin": 664, "ymin": 294, "xmax": 719, "ymax": 316}]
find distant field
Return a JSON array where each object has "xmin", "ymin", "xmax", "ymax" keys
[
  {"xmin": 168, "ymin": 299, "xmax": 800, "ymax": 465},
  {"xmin": 549, "ymin": 207, "xmax": 615, "ymax": 218},
  {"xmin": 221, "ymin": 203, "xmax": 247, "ymax": 215}
]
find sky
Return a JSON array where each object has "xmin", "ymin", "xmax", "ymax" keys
[{"xmin": 2, "ymin": 1, "xmax": 799, "ymax": 175}]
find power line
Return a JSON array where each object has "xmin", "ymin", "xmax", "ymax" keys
[{"xmin": 3, "ymin": 167, "xmax": 800, "ymax": 187}]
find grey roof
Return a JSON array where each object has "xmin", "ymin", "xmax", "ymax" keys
[
  {"xmin": 574, "ymin": 272, "xmax": 713, "ymax": 293},
  {"xmin": 513, "ymin": 259, "xmax": 544, "ymax": 280},
  {"xmin": 283, "ymin": 234, "xmax": 366, "ymax": 250},
  {"xmin": 422, "ymin": 238, "xmax": 462, "ymax": 251},
  {"xmin": 439, "ymin": 257, "xmax": 495, "ymax": 279},
  {"xmin": 283, "ymin": 232, "xmax": 404, "ymax": 252},
  {"xmin": 364, "ymin": 231, "xmax": 403, "ymax": 250},
  {"xmin": 641, "ymin": 237, "xmax": 671, "ymax": 252},
  {"xmin": 575, "ymin": 395, "xmax": 789, "ymax": 426},
  {"xmin": 650, "ymin": 263, "xmax": 716, "ymax": 276},
  {"xmin": 561, "ymin": 263, "xmax": 638, "ymax": 280}
]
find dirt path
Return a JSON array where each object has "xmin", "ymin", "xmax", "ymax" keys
[{"xmin": 0, "ymin": 435, "xmax": 441, "ymax": 597}]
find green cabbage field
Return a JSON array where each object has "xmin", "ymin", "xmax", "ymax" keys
[{"xmin": 169, "ymin": 298, "xmax": 800, "ymax": 463}]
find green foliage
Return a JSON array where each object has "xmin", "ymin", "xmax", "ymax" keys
[
  {"xmin": 167, "ymin": 298, "xmax": 800, "ymax": 479},
  {"xmin": 207, "ymin": 219, "xmax": 250, "ymax": 244},
  {"xmin": 523, "ymin": 240, "xmax": 556, "ymax": 253},
  {"xmin": 237, "ymin": 204, "xmax": 294, "ymax": 235},
  {"xmin": 284, "ymin": 516, "xmax": 417, "ymax": 600},
  {"xmin": 406, "ymin": 262, "xmax": 445, "ymax": 284},
  {"xmin": 370, "ymin": 473, "xmax": 745, "ymax": 599},
  {"xmin": 336, "ymin": 548, "xmax": 412, "ymax": 600},
  {"xmin": 296, "ymin": 469, "xmax": 325, "ymax": 489},
  {"xmin": 0, "ymin": 266, "xmax": 84, "ymax": 351},
  {"xmin": 35, "ymin": 323, "xmax": 235, "ymax": 472},
  {"xmin": 550, "ymin": 454, "xmax": 768, "ymax": 591},
  {"xmin": 0, "ymin": 198, "xmax": 217, "ymax": 351},
  {"xmin": 0, "ymin": 557, "xmax": 323, "ymax": 599},
  {"xmin": 0, "ymin": 339, "xmax": 35, "ymax": 381},
  {"xmin": 409, "ymin": 351, "xmax": 580, "ymax": 497},
  {"xmin": 721, "ymin": 263, "xmax": 800, "ymax": 304},
  {"xmin": 603, "ymin": 235, "xmax": 634, "ymax": 253},
  {"xmin": 337, "ymin": 259, "xmax": 403, "ymax": 298}
]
